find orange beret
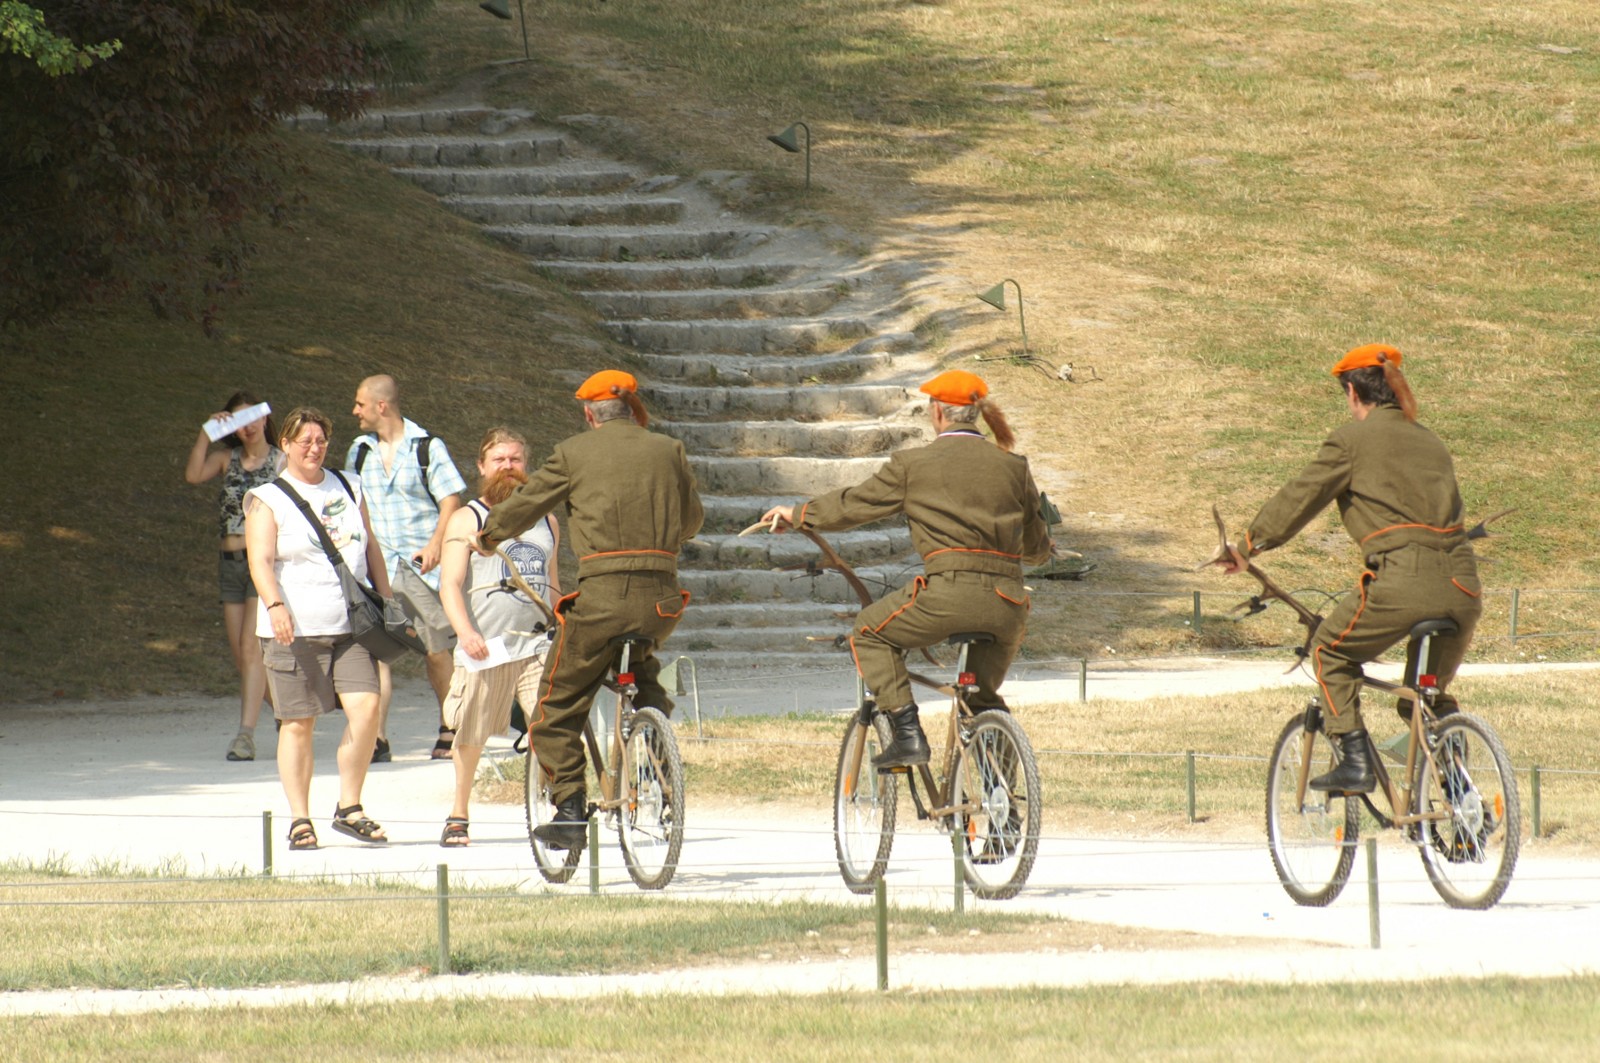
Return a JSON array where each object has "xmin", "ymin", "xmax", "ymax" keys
[
  {"xmin": 919, "ymin": 369, "xmax": 988, "ymax": 406},
  {"xmin": 574, "ymin": 370, "xmax": 638, "ymax": 401},
  {"xmin": 1330, "ymin": 343, "xmax": 1403, "ymax": 377}
]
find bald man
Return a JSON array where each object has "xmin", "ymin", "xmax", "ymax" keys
[{"xmin": 347, "ymin": 374, "xmax": 468, "ymax": 762}]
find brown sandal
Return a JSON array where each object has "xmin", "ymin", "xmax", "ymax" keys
[
  {"xmin": 440, "ymin": 817, "xmax": 470, "ymax": 847},
  {"xmin": 431, "ymin": 727, "xmax": 455, "ymax": 760},
  {"xmin": 331, "ymin": 803, "xmax": 387, "ymax": 844}
]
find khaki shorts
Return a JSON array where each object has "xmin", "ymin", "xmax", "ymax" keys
[
  {"xmin": 392, "ymin": 562, "xmax": 457, "ymax": 655},
  {"xmin": 261, "ymin": 635, "xmax": 380, "ymax": 720},
  {"xmin": 442, "ymin": 651, "xmax": 548, "ymax": 747}
]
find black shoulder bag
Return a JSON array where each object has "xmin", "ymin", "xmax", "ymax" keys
[{"xmin": 273, "ymin": 472, "xmax": 425, "ymax": 663}]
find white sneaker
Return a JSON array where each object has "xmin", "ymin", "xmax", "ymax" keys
[{"xmin": 226, "ymin": 731, "xmax": 255, "ymax": 762}]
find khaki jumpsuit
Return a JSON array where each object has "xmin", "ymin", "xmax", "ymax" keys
[
  {"xmin": 796, "ymin": 430, "xmax": 1053, "ymax": 710},
  {"xmin": 1238, "ymin": 406, "xmax": 1481, "ymax": 735},
  {"xmin": 482, "ymin": 420, "xmax": 704, "ymax": 803}
]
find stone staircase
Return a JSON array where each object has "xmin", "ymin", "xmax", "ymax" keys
[{"xmin": 291, "ymin": 106, "xmax": 944, "ymax": 670}]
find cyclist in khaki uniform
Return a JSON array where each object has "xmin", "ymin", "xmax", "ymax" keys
[
  {"xmin": 1219, "ymin": 344, "xmax": 1481, "ymax": 793},
  {"xmin": 476, "ymin": 371, "xmax": 703, "ymax": 848},
  {"xmin": 763, "ymin": 370, "xmax": 1053, "ymax": 769}
]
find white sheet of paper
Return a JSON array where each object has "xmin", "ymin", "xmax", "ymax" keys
[
  {"xmin": 461, "ymin": 635, "xmax": 514, "ymax": 672},
  {"xmin": 204, "ymin": 402, "xmax": 272, "ymax": 442}
]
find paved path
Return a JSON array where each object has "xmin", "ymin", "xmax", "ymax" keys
[{"xmin": 3, "ymin": 662, "xmax": 1599, "ymax": 1013}]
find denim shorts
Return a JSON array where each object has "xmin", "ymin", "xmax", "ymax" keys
[{"xmin": 218, "ymin": 551, "xmax": 259, "ymax": 604}]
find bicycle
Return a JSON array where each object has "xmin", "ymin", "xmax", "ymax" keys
[
  {"xmin": 523, "ymin": 634, "xmax": 686, "ymax": 890},
  {"xmin": 1206, "ymin": 508, "xmax": 1520, "ymax": 910},
  {"xmin": 834, "ymin": 635, "xmax": 1042, "ymax": 899}
]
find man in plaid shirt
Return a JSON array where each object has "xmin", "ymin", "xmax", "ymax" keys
[{"xmin": 347, "ymin": 375, "xmax": 468, "ymax": 761}]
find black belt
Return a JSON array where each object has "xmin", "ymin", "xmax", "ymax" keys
[{"xmin": 220, "ymin": 549, "xmax": 248, "ymax": 561}]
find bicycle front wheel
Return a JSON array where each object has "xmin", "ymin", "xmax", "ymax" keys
[
  {"xmin": 1413, "ymin": 712, "xmax": 1520, "ymax": 910},
  {"xmin": 612, "ymin": 706, "xmax": 685, "ymax": 890},
  {"xmin": 833, "ymin": 714, "xmax": 898, "ymax": 894},
  {"xmin": 1265, "ymin": 712, "xmax": 1357, "ymax": 907},
  {"xmin": 952, "ymin": 710, "xmax": 1040, "ymax": 900},
  {"xmin": 525, "ymin": 746, "xmax": 580, "ymax": 884}
]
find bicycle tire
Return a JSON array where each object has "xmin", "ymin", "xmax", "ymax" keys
[
  {"xmin": 1265, "ymin": 711, "xmax": 1358, "ymax": 907},
  {"xmin": 525, "ymin": 745, "xmax": 581, "ymax": 884},
  {"xmin": 833, "ymin": 714, "xmax": 898, "ymax": 894},
  {"xmin": 952, "ymin": 709, "xmax": 1040, "ymax": 900},
  {"xmin": 1413, "ymin": 712, "xmax": 1520, "ymax": 910},
  {"xmin": 612, "ymin": 706, "xmax": 685, "ymax": 891}
]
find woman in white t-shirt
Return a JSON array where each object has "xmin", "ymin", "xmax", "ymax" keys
[{"xmin": 245, "ymin": 407, "xmax": 395, "ymax": 852}]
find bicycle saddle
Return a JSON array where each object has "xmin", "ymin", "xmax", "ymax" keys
[
  {"xmin": 947, "ymin": 631, "xmax": 997, "ymax": 646},
  {"xmin": 607, "ymin": 634, "xmax": 655, "ymax": 649},
  {"xmin": 1408, "ymin": 618, "xmax": 1459, "ymax": 640}
]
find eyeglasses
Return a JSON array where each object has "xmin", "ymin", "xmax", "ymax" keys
[{"xmin": 289, "ymin": 436, "xmax": 328, "ymax": 451}]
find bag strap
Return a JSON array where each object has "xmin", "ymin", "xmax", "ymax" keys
[
  {"xmin": 273, "ymin": 475, "xmax": 359, "ymax": 578},
  {"xmin": 351, "ymin": 434, "xmax": 438, "ymax": 510}
]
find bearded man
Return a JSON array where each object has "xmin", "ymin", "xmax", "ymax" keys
[{"xmin": 435, "ymin": 427, "xmax": 560, "ymax": 847}]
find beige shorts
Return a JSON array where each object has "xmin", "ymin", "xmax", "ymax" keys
[
  {"xmin": 261, "ymin": 635, "xmax": 380, "ymax": 720},
  {"xmin": 442, "ymin": 651, "xmax": 548, "ymax": 747}
]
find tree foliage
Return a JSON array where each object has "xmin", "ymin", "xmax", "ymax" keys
[
  {"xmin": 0, "ymin": 1, "xmax": 393, "ymax": 331},
  {"xmin": 0, "ymin": 2, "xmax": 121, "ymax": 75}
]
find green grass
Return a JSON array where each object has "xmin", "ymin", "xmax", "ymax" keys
[
  {"xmin": 0, "ymin": 866, "xmax": 1059, "ymax": 991},
  {"xmin": 7, "ymin": 979, "xmax": 1600, "ymax": 1061}
]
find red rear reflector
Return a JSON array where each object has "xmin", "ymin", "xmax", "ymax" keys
[
  {"xmin": 958, "ymin": 672, "xmax": 976, "ymax": 686},
  {"xmin": 1419, "ymin": 674, "xmax": 1438, "ymax": 687},
  {"xmin": 618, "ymin": 672, "xmax": 635, "ymax": 685}
]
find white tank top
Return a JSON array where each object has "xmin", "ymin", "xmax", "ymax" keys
[{"xmin": 455, "ymin": 499, "xmax": 557, "ymax": 666}]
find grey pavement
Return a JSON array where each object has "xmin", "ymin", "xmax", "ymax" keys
[{"xmin": 2, "ymin": 659, "xmax": 1599, "ymax": 1014}]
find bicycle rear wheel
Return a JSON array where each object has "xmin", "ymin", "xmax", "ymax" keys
[
  {"xmin": 525, "ymin": 746, "xmax": 581, "ymax": 884},
  {"xmin": 1413, "ymin": 712, "xmax": 1520, "ymax": 910},
  {"xmin": 833, "ymin": 714, "xmax": 898, "ymax": 894},
  {"xmin": 612, "ymin": 706, "xmax": 685, "ymax": 890},
  {"xmin": 1265, "ymin": 711, "xmax": 1357, "ymax": 907},
  {"xmin": 952, "ymin": 709, "xmax": 1040, "ymax": 900}
]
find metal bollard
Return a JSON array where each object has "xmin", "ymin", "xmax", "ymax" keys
[
  {"xmin": 874, "ymin": 877, "xmax": 889, "ymax": 991},
  {"xmin": 588, "ymin": 816, "xmax": 601, "ymax": 895},
  {"xmin": 951, "ymin": 829, "xmax": 965, "ymax": 914},
  {"xmin": 1185, "ymin": 751, "xmax": 1197, "ymax": 823},
  {"xmin": 1365, "ymin": 838, "xmax": 1380, "ymax": 949},
  {"xmin": 436, "ymin": 864, "xmax": 451, "ymax": 975},
  {"xmin": 262, "ymin": 810, "xmax": 273, "ymax": 877},
  {"xmin": 1531, "ymin": 765, "xmax": 1541, "ymax": 839}
]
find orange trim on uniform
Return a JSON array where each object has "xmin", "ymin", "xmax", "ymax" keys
[
  {"xmin": 795, "ymin": 501, "xmax": 810, "ymax": 529},
  {"xmin": 994, "ymin": 587, "xmax": 1028, "ymax": 607},
  {"xmin": 862, "ymin": 576, "xmax": 926, "ymax": 635},
  {"xmin": 655, "ymin": 589, "xmax": 691, "ymax": 618},
  {"xmin": 578, "ymin": 548, "xmax": 678, "ymax": 561},
  {"xmin": 1451, "ymin": 578, "xmax": 1480, "ymax": 598},
  {"xmin": 922, "ymin": 546, "xmax": 1022, "ymax": 562},
  {"xmin": 1313, "ymin": 570, "xmax": 1373, "ymax": 718},
  {"xmin": 1358, "ymin": 522, "xmax": 1463, "ymax": 546},
  {"xmin": 1244, "ymin": 531, "xmax": 1255, "ymax": 556}
]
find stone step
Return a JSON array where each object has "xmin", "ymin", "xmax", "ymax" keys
[
  {"xmin": 335, "ymin": 134, "xmax": 566, "ymax": 167},
  {"xmin": 659, "ymin": 418, "xmax": 926, "ymax": 457},
  {"xmin": 668, "ymin": 624, "xmax": 853, "ymax": 655},
  {"xmin": 442, "ymin": 194, "xmax": 686, "ymax": 226},
  {"xmin": 684, "ymin": 528, "xmax": 913, "ymax": 569},
  {"xmin": 674, "ymin": 601, "xmax": 862, "ymax": 630},
  {"xmin": 489, "ymin": 225, "xmax": 774, "ymax": 260},
  {"xmin": 579, "ymin": 285, "xmax": 843, "ymax": 320},
  {"xmin": 644, "ymin": 382, "xmax": 912, "ymax": 422},
  {"xmin": 532, "ymin": 261, "xmax": 809, "ymax": 291},
  {"xmin": 287, "ymin": 107, "xmax": 512, "ymax": 135},
  {"xmin": 689, "ymin": 455, "xmax": 893, "ymax": 494},
  {"xmin": 682, "ymin": 495, "xmax": 900, "ymax": 535},
  {"xmin": 603, "ymin": 315, "xmax": 876, "ymax": 354},
  {"xmin": 396, "ymin": 164, "xmax": 637, "ymax": 197},
  {"xmin": 636, "ymin": 349, "xmax": 895, "ymax": 387},
  {"xmin": 682, "ymin": 565, "xmax": 920, "ymax": 605}
]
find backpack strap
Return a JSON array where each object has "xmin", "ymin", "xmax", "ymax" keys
[{"xmin": 351, "ymin": 435, "xmax": 438, "ymax": 510}]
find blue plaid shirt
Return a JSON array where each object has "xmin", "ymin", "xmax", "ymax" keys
[{"xmin": 344, "ymin": 418, "xmax": 468, "ymax": 590}]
